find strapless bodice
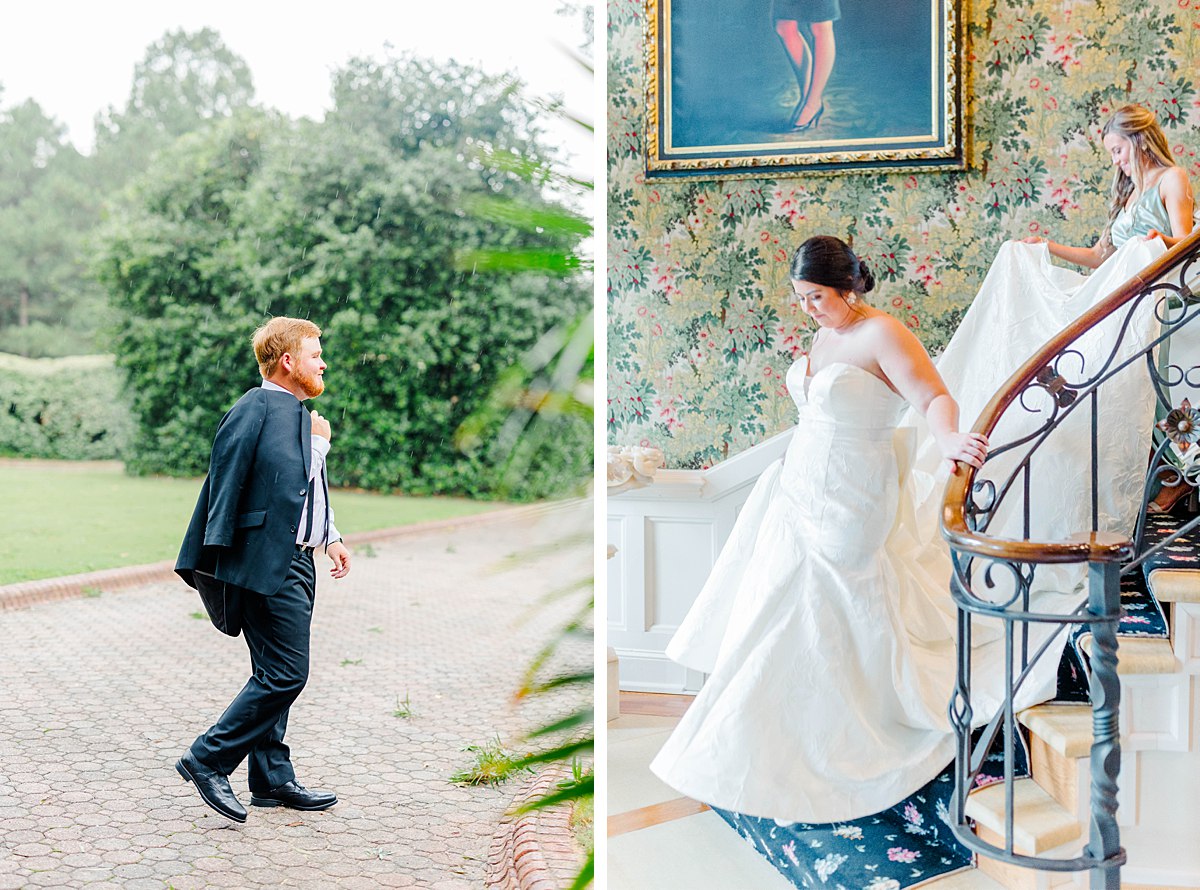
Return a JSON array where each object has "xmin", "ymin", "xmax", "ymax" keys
[{"xmin": 785, "ymin": 359, "xmax": 904, "ymax": 432}]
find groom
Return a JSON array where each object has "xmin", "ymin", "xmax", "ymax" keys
[{"xmin": 174, "ymin": 316, "xmax": 352, "ymax": 822}]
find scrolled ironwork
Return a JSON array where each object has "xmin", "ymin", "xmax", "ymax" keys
[
  {"xmin": 1050, "ymin": 347, "xmax": 1088, "ymax": 385},
  {"xmin": 941, "ymin": 227, "xmax": 1200, "ymax": 888},
  {"xmin": 1033, "ymin": 364, "xmax": 1079, "ymax": 408},
  {"xmin": 1152, "ymin": 281, "xmax": 1196, "ymax": 323},
  {"xmin": 974, "ymin": 558, "xmax": 1034, "ymax": 611},
  {"xmin": 1148, "ymin": 357, "xmax": 1187, "ymax": 390},
  {"xmin": 965, "ymin": 478, "xmax": 996, "ymax": 532}
]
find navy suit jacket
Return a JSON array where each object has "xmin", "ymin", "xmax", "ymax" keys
[{"xmin": 176, "ymin": 387, "xmax": 313, "ymax": 632}]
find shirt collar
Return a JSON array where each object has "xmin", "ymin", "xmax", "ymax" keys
[{"xmin": 260, "ymin": 379, "xmax": 300, "ymax": 399}]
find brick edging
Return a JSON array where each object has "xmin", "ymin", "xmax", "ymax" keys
[
  {"xmin": 0, "ymin": 561, "xmax": 180, "ymax": 612},
  {"xmin": 485, "ymin": 764, "xmax": 587, "ymax": 890},
  {"xmin": 0, "ymin": 501, "xmax": 565, "ymax": 612}
]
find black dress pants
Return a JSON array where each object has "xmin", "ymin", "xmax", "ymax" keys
[{"xmin": 190, "ymin": 548, "xmax": 315, "ymax": 793}]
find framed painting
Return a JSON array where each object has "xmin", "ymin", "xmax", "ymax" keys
[{"xmin": 644, "ymin": 0, "xmax": 966, "ymax": 178}]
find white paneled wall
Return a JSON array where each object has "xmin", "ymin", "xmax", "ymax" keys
[{"xmin": 606, "ymin": 429, "xmax": 791, "ymax": 693}]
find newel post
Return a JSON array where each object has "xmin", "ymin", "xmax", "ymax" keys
[{"xmin": 1085, "ymin": 560, "xmax": 1123, "ymax": 890}]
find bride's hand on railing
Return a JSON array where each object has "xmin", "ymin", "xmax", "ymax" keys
[{"xmin": 936, "ymin": 430, "xmax": 989, "ymax": 474}]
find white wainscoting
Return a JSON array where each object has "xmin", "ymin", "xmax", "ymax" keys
[
  {"xmin": 606, "ymin": 429, "xmax": 792, "ymax": 693},
  {"xmin": 1171, "ymin": 603, "xmax": 1200, "ymax": 674},
  {"xmin": 1118, "ymin": 676, "xmax": 1200, "ymax": 884}
]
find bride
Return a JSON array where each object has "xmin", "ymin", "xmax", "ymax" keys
[
  {"xmin": 650, "ymin": 235, "xmax": 986, "ymax": 822},
  {"xmin": 650, "ymin": 105, "xmax": 1195, "ymax": 827}
]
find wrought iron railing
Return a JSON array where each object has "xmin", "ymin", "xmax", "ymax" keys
[{"xmin": 941, "ymin": 228, "xmax": 1200, "ymax": 889}]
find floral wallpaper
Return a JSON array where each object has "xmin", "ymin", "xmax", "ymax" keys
[{"xmin": 607, "ymin": 0, "xmax": 1200, "ymax": 469}]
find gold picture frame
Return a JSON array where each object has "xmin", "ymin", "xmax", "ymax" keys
[{"xmin": 644, "ymin": 0, "xmax": 967, "ymax": 178}]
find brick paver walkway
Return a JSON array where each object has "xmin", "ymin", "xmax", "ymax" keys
[{"xmin": 0, "ymin": 502, "xmax": 591, "ymax": 889}]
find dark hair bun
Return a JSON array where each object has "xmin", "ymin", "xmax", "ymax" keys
[
  {"xmin": 789, "ymin": 234, "xmax": 875, "ymax": 298},
  {"xmin": 856, "ymin": 259, "xmax": 876, "ymax": 295}
]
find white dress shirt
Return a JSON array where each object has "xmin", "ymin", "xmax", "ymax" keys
[{"xmin": 260, "ymin": 380, "xmax": 342, "ymax": 548}]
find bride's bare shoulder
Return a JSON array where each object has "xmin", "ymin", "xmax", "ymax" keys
[
  {"xmin": 859, "ymin": 309, "xmax": 917, "ymax": 342},
  {"xmin": 856, "ymin": 311, "xmax": 928, "ymax": 362}
]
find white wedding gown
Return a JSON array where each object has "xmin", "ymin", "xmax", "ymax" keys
[
  {"xmin": 651, "ymin": 232, "xmax": 1169, "ymax": 824},
  {"xmin": 651, "ymin": 361, "xmax": 966, "ymax": 821},
  {"xmin": 901, "ymin": 236, "xmax": 1166, "ymax": 562}
]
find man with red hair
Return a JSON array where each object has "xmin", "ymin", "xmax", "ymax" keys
[{"xmin": 175, "ymin": 316, "xmax": 352, "ymax": 822}]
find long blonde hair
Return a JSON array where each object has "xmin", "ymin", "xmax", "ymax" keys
[{"xmin": 1101, "ymin": 105, "xmax": 1176, "ymax": 240}]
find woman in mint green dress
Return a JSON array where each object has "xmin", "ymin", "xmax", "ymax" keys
[{"xmin": 1023, "ymin": 104, "xmax": 1194, "ymax": 264}]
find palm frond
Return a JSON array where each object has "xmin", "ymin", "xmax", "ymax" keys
[
  {"xmin": 524, "ymin": 671, "xmax": 594, "ymax": 696},
  {"xmin": 457, "ymin": 247, "xmax": 585, "ymax": 275},
  {"xmin": 525, "ymin": 707, "xmax": 594, "ymax": 739},
  {"xmin": 512, "ymin": 773, "xmax": 594, "ymax": 814},
  {"xmin": 567, "ymin": 853, "xmax": 595, "ymax": 890},
  {"xmin": 508, "ymin": 737, "xmax": 593, "ymax": 771},
  {"xmin": 460, "ymin": 193, "xmax": 593, "ymax": 237}
]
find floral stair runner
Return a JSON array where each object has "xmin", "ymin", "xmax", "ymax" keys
[
  {"xmin": 712, "ymin": 733, "xmax": 1029, "ymax": 889},
  {"xmin": 1055, "ymin": 544, "xmax": 1175, "ymax": 703},
  {"xmin": 1138, "ymin": 509, "xmax": 1200, "ymax": 579},
  {"xmin": 1054, "ymin": 571, "xmax": 1170, "ymax": 702}
]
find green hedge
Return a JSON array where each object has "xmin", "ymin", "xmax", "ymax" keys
[
  {"xmin": 0, "ymin": 322, "xmax": 97, "ymax": 359},
  {"xmin": 98, "ymin": 99, "xmax": 591, "ymax": 501},
  {"xmin": 0, "ymin": 352, "xmax": 133, "ymax": 460}
]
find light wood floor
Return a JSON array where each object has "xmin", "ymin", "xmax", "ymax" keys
[
  {"xmin": 607, "ymin": 691, "xmax": 701, "ymax": 836},
  {"xmin": 617, "ymin": 690, "xmax": 694, "ymax": 717},
  {"xmin": 608, "ymin": 796, "xmax": 709, "ymax": 836}
]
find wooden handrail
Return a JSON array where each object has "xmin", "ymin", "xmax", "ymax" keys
[{"xmin": 941, "ymin": 227, "xmax": 1200, "ymax": 563}]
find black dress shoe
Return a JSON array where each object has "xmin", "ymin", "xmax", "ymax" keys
[
  {"xmin": 175, "ymin": 754, "xmax": 247, "ymax": 823},
  {"xmin": 250, "ymin": 780, "xmax": 338, "ymax": 811}
]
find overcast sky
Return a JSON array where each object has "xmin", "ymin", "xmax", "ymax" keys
[{"xmin": 0, "ymin": 0, "xmax": 593, "ymax": 174}]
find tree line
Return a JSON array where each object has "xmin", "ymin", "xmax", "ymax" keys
[{"xmin": 0, "ymin": 29, "xmax": 592, "ymax": 500}]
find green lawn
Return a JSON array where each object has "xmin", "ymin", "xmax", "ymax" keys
[{"xmin": 1, "ymin": 459, "xmax": 499, "ymax": 586}]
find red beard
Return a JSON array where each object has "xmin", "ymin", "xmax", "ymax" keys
[{"xmin": 290, "ymin": 365, "xmax": 325, "ymax": 398}]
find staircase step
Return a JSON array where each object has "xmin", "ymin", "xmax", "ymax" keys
[
  {"xmin": 1077, "ymin": 634, "xmax": 1178, "ymax": 674},
  {"xmin": 1019, "ymin": 704, "xmax": 1091, "ymax": 815},
  {"xmin": 1147, "ymin": 567, "xmax": 1200, "ymax": 602},
  {"xmin": 974, "ymin": 824, "xmax": 1078, "ymax": 890},
  {"xmin": 1138, "ymin": 513, "xmax": 1200, "ymax": 603},
  {"xmin": 1018, "ymin": 704, "xmax": 1093, "ymax": 757},
  {"xmin": 964, "ymin": 777, "xmax": 1081, "ymax": 854}
]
